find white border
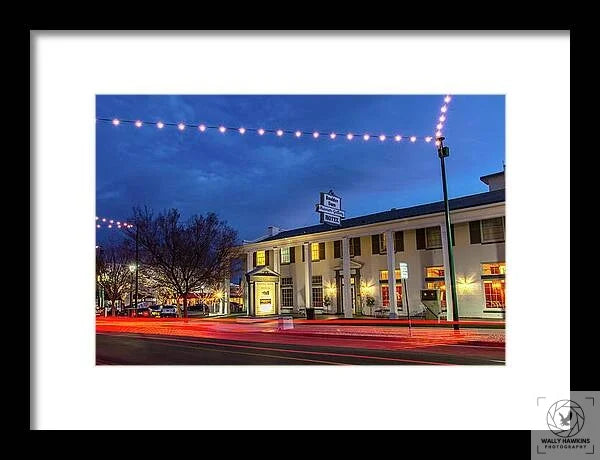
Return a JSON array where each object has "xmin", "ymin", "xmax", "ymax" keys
[{"xmin": 33, "ymin": 32, "xmax": 570, "ymax": 430}]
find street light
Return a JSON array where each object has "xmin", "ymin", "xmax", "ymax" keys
[
  {"xmin": 436, "ymin": 136, "xmax": 460, "ymax": 330},
  {"xmin": 129, "ymin": 264, "xmax": 136, "ymax": 313}
]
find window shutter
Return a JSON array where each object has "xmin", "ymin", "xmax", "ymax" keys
[
  {"xmin": 469, "ymin": 220, "xmax": 481, "ymax": 244},
  {"xmin": 319, "ymin": 242, "xmax": 325, "ymax": 260},
  {"xmin": 290, "ymin": 246, "xmax": 295, "ymax": 263},
  {"xmin": 394, "ymin": 231, "xmax": 404, "ymax": 252},
  {"xmin": 353, "ymin": 237, "xmax": 361, "ymax": 256},
  {"xmin": 265, "ymin": 250, "xmax": 270, "ymax": 266},
  {"xmin": 371, "ymin": 234, "xmax": 380, "ymax": 254},
  {"xmin": 334, "ymin": 240, "xmax": 341, "ymax": 258},
  {"xmin": 253, "ymin": 252, "xmax": 257, "ymax": 267},
  {"xmin": 451, "ymin": 224, "xmax": 456, "ymax": 247},
  {"xmin": 302, "ymin": 246, "xmax": 305, "ymax": 262},
  {"xmin": 416, "ymin": 228, "xmax": 426, "ymax": 250}
]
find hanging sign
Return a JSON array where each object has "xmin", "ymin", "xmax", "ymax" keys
[{"xmin": 316, "ymin": 190, "xmax": 344, "ymax": 226}]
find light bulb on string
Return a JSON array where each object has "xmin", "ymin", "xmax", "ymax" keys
[
  {"xmin": 439, "ymin": 115, "xmax": 446, "ymax": 122},
  {"xmin": 347, "ymin": 133, "xmax": 354, "ymax": 140},
  {"xmin": 363, "ymin": 134, "xmax": 370, "ymax": 141},
  {"xmin": 444, "ymin": 95, "xmax": 451, "ymax": 103},
  {"xmin": 295, "ymin": 131, "xmax": 302, "ymax": 138},
  {"xmin": 440, "ymin": 106, "xmax": 447, "ymax": 113},
  {"xmin": 157, "ymin": 121, "xmax": 164, "ymax": 129},
  {"xmin": 436, "ymin": 130, "xmax": 442, "ymax": 138},
  {"xmin": 239, "ymin": 127, "xmax": 246, "ymax": 134},
  {"xmin": 379, "ymin": 135, "xmax": 386, "ymax": 142},
  {"xmin": 395, "ymin": 135, "xmax": 402, "ymax": 142},
  {"xmin": 112, "ymin": 119, "xmax": 120, "ymax": 126},
  {"xmin": 276, "ymin": 129, "xmax": 283, "ymax": 137},
  {"xmin": 178, "ymin": 123, "xmax": 185, "ymax": 131},
  {"xmin": 219, "ymin": 126, "xmax": 226, "ymax": 133},
  {"xmin": 258, "ymin": 128, "xmax": 265, "ymax": 136},
  {"xmin": 330, "ymin": 133, "xmax": 336, "ymax": 139},
  {"xmin": 135, "ymin": 120, "xmax": 142, "ymax": 128},
  {"xmin": 199, "ymin": 124, "xmax": 206, "ymax": 132},
  {"xmin": 313, "ymin": 132, "xmax": 319, "ymax": 138},
  {"xmin": 437, "ymin": 123, "xmax": 443, "ymax": 130},
  {"xmin": 410, "ymin": 136, "xmax": 416, "ymax": 143},
  {"xmin": 425, "ymin": 136, "xmax": 432, "ymax": 142}
]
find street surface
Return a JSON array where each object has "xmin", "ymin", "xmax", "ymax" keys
[{"xmin": 96, "ymin": 317, "xmax": 505, "ymax": 365}]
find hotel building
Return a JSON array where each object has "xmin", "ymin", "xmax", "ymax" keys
[{"xmin": 240, "ymin": 170, "xmax": 506, "ymax": 320}]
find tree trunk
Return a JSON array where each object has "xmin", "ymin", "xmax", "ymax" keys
[
  {"xmin": 183, "ymin": 295, "xmax": 188, "ymax": 318},
  {"xmin": 111, "ymin": 294, "xmax": 117, "ymax": 316}
]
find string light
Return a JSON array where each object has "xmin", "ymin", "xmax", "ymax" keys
[
  {"xmin": 96, "ymin": 216, "xmax": 135, "ymax": 229},
  {"xmin": 97, "ymin": 117, "xmax": 434, "ymax": 144},
  {"xmin": 425, "ymin": 136, "xmax": 432, "ymax": 142},
  {"xmin": 434, "ymin": 94, "xmax": 452, "ymax": 143}
]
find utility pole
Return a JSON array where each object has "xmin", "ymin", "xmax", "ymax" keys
[
  {"xmin": 135, "ymin": 223, "xmax": 139, "ymax": 312},
  {"xmin": 437, "ymin": 137, "xmax": 460, "ymax": 331}
]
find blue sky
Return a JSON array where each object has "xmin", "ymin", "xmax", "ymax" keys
[{"xmin": 96, "ymin": 95, "xmax": 504, "ymax": 242}]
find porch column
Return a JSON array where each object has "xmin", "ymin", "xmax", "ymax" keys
[
  {"xmin": 342, "ymin": 236, "xmax": 352, "ymax": 318},
  {"xmin": 440, "ymin": 221, "xmax": 454, "ymax": 320},
  {"xmin": 385, "ymin": 230, "xmax": 398, "ymax": 318},
  {"xmin": 303, "ymin": 243, "xmax": 312, "ymax": 309},
  {"xmin": 245, "ymin": 252, "xmax": 253, "ymax": 314},
  {"xmin": 273, "ymin": 247, "xmax": 281, "ymax": 314}
]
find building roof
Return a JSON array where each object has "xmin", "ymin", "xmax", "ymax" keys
[
  {"xmin": 480, "ymin": 170, "xmax": 505, "ymax": 184},
  {"xmin": 257, "ymin": 189, "xmax": 505, "ymax": 244}
]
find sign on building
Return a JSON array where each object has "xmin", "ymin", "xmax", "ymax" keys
[
  {"xmin": 399, "ymin": 262, "xmax": 409, "ymax": 279},
  {"xmin": 316, "ymin": 190, "xmax": 345, "ymax": 226}
]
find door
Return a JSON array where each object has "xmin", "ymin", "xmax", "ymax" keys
[{"xmin": 337, "ymin": 274, "xmax": 358, "ymax": 314}]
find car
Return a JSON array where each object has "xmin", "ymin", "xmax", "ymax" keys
[
  {"xmin": 148, "ymin": 305, "xmax": 162, "ymax": 318},
  {"xmin": 135, "ymin": 306, "xmax": 152, "ymax": 317},
  {"xmin": 160, "ymin": 305, "xmax": 177, "ymax": 318}
]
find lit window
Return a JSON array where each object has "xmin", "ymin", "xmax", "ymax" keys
[
  {"xmin": 426, "ymin": 226, "xmax": 442, "ymax": 249},
  {"xmin": 379, "ymin": 270, "xmax": 401, "ymax": 281},
  {"xmin": 311, "ymin": 243, "xmax": 320, "ymax": 261},
  {"xmin": 281, "ymin": 277, "xmax": 293, "ymax": 307},
  {"xmin": 256, "ymin": 250, "xmax": 265, "ymax": 266},
  {"xmin": 311, "ymin": 276, "xmax": 323, "ymax": 285},
  {"xmin": 426, "ymin": 266, "xmax": 445, "ymax": 278},
  {"xmin": 281, "ymin": 247, "xmax": 290, "ymax": 264},
  {"xmin": 484, "ymin": 280, "xmax": 505, "ymax": 308},
  {"xmin": 379, "ymin": 234, "xmax": 387, "ymax": 253},
  {"xmin": 381, "ymin": 285, "xmax": 403, "ymax": 309},
  {"xmin": 482, "ymin": 262, "xmax": 506, "ymax": 275},
  {"xmin": 481, "ymin": 217, "xmax": 505, "ymax": 243}
]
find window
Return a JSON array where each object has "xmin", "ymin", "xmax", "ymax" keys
[
  {"xmin": 426, "ymin": 266, "xmax": 445, "ymax": 278},
  {"xmin": 281, "ymin": 277, "xmax": 293, "ymax": 308},
  {"xmin": 484, "ymin": 280, "xmax": 505, "ymax": 308},
  {"xmin": 379, "ymin": 270, "xmax": 401, "ymax": 281},
  {"xmin": 481, "ymin": 217, "xmax": 505, "ymax": 243},
  {"xmin": 379, "ymin": 234, "xmax": 387, "ymax": 253},
  {"xmin": 381, "ymin": 285, "xmax": 403, "ymax": 309},
  {"xmin": 482, "ymin": 262, "xmax": 506, "ymax": 275},
  {"xmin": 426, "ymin": 226, "xmax": 442, "ymax": 249},
  {"xmin": 312, "ymin": 276, "xmax": 323, "ymax": 285},
  {"xmin": 311, "ymin": 243, "xmax": 319, "ymax": 261},
  {"xmin": 256, "ymin": 250, "xmax": 265, "ymax": 266},
  {"xmin": 312, "ymin": 287, "xmax": 323, "ymax": 308},
  {"xmin": 281, "ymin": 247, "xmax": 290, "ymax": 264}
]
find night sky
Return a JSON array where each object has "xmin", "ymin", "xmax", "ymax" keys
[{"xmin": 96, "ymin": 95, "xmax": 504, "ymax": 243}]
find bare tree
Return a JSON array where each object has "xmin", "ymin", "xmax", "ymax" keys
[
  {"xmin": 128, "ymin": 207, "xmax": 240, "ymax": 318},
  {"xmin": 96, "ymin": 240, "xmax": 136, "ymax": 316}
]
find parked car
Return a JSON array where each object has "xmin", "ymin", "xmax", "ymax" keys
[
  {"xmin": 149, "ymin": 305, "xmax": 162, "ymax": 318},
  {"xmin": 135, "ymin": 306, "xmax": 151, "ymax": 317},
  {"xmin": 160, "ymin": 305, "xmax": 177, "ymax": 318}
]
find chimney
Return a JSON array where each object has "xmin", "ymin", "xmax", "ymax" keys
[
  {"xmin": 267, "ymin": 226, "xmax": 281, "ymax": 237},
  {"xmin": 480, "ymin": 167, "xmax": 505, "ymax": 192}
]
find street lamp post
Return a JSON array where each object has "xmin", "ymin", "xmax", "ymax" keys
[
  {"xmin": 437, "ymin": 137, "xmax": 460, "ymax": 331},
  {"xmin": 134, "ymin": 224, "xmax": 139, "ymax": 312}
]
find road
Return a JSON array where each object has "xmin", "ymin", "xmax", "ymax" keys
[{"xmin": 96, "ymin": 332, "xmax": 505, "ymax": 365}]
